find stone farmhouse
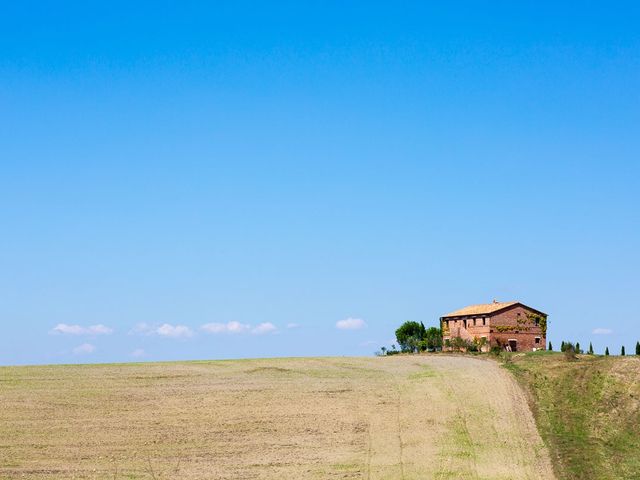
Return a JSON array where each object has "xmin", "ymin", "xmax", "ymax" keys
[{"xmin": 441, "ymin": 300, "xmax": 547, "ymax": 352}]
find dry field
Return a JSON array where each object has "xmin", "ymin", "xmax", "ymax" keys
[{"xmin": 0, "ymin": 356, "xmax": 554, "ymax": 479}]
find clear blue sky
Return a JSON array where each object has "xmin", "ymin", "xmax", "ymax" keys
[{"xmin": 1, "ymin": 2, "xmax": 639, "ymax": 365}]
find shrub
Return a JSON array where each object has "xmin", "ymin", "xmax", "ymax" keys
[
  {"xmin": 561, "ymin": 341, "xmax": 574, "ymax": 353},
  {"xmin": 562, "ymin": 342, "xmax": 576, "ymax": 361}
]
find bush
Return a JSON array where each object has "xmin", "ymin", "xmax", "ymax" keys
[{"xmin": 562, "ymin": 342, "xmax": 576, "ymax": 361}]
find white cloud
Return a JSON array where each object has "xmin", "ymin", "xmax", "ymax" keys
[
  {"xmin": 130, "ymin": 348, "xmax": 146, "ymax": 358},
  {"xmin": 286, "ymin": 323, "xmax": 300, "ymax": 329},
  {"xmin": 336, "ymin": 317, "xmax": 367, "ymax": 330},
  {"xmin": 52, "ymin": 323, "xmax": 113, "ymax": 336},
  {"xmin": 72, "ymin": 343, "xmax": 96, "ymax": 355},
  {"xmin": 156, "ymin": 324, "xmax": 193, "ymax": 338},
  {"xmin": 201, "ymin": 321, "xmax": 251, "ymax": 334},
  {"xmin": 251, "ymin": 322, "xmax": 277, "ymax": 335},
  {"xmin": 592, "ymin": 328, "xmax": 613, "ymax": 335},
  {"xmin": 130, "ymin": 323, "xmax": 193, "ymax": 338},
  {"xmin": 130, "ymin": 323, "xmax": 153, "ymax": 335},
  {"xmin": 227, "ymin": 321, "xmax": 251, "ymax": 334}
]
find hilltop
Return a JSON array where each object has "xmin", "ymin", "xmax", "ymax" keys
[{"xmin": 0, "ymin": 356, "xmax": 552, "ymax": 479}]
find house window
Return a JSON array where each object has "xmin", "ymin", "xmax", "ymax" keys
[{"xmin": 535, "ymin": 337, "xmax": 541, "ymax": 344}]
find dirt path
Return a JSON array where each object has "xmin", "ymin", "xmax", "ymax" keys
[{"xmin": 0, "ymin": 356, "xmax": 555, "ymax": 479}]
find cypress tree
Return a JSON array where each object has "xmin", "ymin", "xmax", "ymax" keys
[
  {"xmin": 621, "ymin": 346, "xmax": 626, "ymax": 356},
  {"xmin": 561, "ymin": 341, "xmax": 565, "ymax": 351},
  {"xmin": 548, "ymin": 342, "xmax": 553, "ymax": 351},
  {"xmin": 636, "ymin": 341, "xmax": 640, "ymax": 356},
  {"xmin": 588, "ymin": 342, "xmax": 594, "ymax": 355},
  {"xmin": 605, "ymin": 347, "xmax": 610, "ymax": 356},
  {"xmin": 576, "ymin": 342, "xmax": 581, "ymax": 354}
]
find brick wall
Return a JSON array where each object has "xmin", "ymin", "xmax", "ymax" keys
[{"xmin": 442, "ymin": 304, "xmax": 547, "ymax": 352}]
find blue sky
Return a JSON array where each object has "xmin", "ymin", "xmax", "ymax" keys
[{"xmin": 1, "ymin": 2, "xmax": 639, "ymax": 365}]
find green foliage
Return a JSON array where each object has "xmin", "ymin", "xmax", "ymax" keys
[
  {"xmin": 506, "ymin": 353, "xmax": 640, "ymax": 479},
  {"xmin": 605, "ymin": 347, "xmax": 610, "ymax": 356},
  {"xmin": 527, "ymin": 313, "xmax": 547, "ymax": 337},
  {"xmin": 576, "ymin": 342, "xmax": 582, "ymax": 354},
  {"xmin": 395, "ymin": 321, "xmax": 424, "ymax": 352},
  {"xmin": 621, "ymin": 346, "xmax": 626, "ymax": 356},
  {"xmin": 588, "ymin": 342, "xmax": 594, "ymax": 355},
  {"xmin": 561, "ymin": 341, "xmax": 575, "ymax": 353},
  {"xmin": 392, "ymin": 321, "xmax": 441, "ymax": 354},
  {"xmin": 448, "ymin": 336, "xmax": 472, "ymax": 352},
  {"xmin": 561, "ymin": 341, "xmax": 566, "ymax": 351},
  {"xmin": 636, "ymin": 341, "xmax": 640, "ymax": 356},
  {"xmin": 548, "ymin": 342, "xmax": 553, "ymax": 351}
]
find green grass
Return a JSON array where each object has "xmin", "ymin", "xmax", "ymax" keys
[{"xmin": 502, "ymin": 351, "xmax": 640, "ymax": 480}]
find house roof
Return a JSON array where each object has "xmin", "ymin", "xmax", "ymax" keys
[{"xmin": 441, "ymin": 301, "xmax": 522, "ymax": 318}]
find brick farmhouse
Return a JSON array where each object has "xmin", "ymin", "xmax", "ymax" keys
[{"xmin": 441, "ymin": 301, "xmax": 547, "ymax": 352}]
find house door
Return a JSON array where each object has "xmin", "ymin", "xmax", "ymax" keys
[{"xmin": 508, "ymin": 340, "xmax": 518, "ymax": 352}]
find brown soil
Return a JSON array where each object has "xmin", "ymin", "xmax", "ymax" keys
[{"xmin": 0, "ymin": 356, "xmax": 555, "ymax": 479}]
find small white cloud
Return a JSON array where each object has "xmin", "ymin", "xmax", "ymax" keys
[
  {"xmin": 131, "ymin": 323, "xmax": 194, "ymax": 338},
  {"xmin": 130, "ymin": 323, "xmax": 153, "ymax": 335},
  {"xmin": 156, "ymin": 324, "xmax": 193, "ymax": 338},
  {"xmin": 336, "ymin": 317, "xmax": 367, "ymax": 330},
  {"xmin": 201, "ymin": 321, "xmax": 251, "ymax": 334},
  {"xmin": 73, "ymin": 343, "xmax": 96, "ymax": 355},
  {"xmin": 592, "ymin": 328, "xmax": 613, "ymax": 335},
  {"xmin": 286, "ymin": 323, "xmax": 300, "ymax": 329},
  {"xmin": 52, "ymin": 323, "xmax": 113, "ymax": 336},
  {"xmin": 251, "ymin": 322, "xmax": 277, "ymax": 335},
  {"xmin": 130, "ymin": 348, "xmax": 146, "ymax": 358},
  {"xmin": 227, "ymin": 321, "xmax": 251, "ymax": 334}
]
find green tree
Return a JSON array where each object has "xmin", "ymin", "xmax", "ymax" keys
[
  {"xmin": 605, "ymin": 347, "xmax": 610, "ymax": 356},
  {"xmin": 588, "ymin": 342, "xmax": 594, "ymax": 355},
  {"xmin": 636, "ymin": 341, "xmax": 640, "ymax": 356},
  {"xmin": 561, "ymin": 341, "xmax": 566, "ymax": 351},
  {"xmin": 548, "ymin": 342, "xmax": 553, "ymax": 351},
  {"xmin": 424, "ymin": 327, "xmax": 443, "ymax": 350},
  {"xmin": 395, "ymin": 321, "xmax": 424, "ymax": 353},
  {"xmin": 575, "ymin": 342, "xmax": 581, "ymax": 354},
  {"xmin": 621, "ymin": 346, "xmax": 626, "ymax": 356}
]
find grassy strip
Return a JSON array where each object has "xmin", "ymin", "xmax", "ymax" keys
[{"xmin": 501, "ymin": 351, "xmax": 640, "ymax": 480}]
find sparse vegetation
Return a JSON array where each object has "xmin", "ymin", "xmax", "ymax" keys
[{"xmin": 502, "ymin": 351, "xmax": 640, "ymax": 479}]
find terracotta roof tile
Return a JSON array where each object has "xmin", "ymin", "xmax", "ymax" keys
[{"xmin": 441, "ymin": 301, "xmax": 519, "ymax": 318}]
